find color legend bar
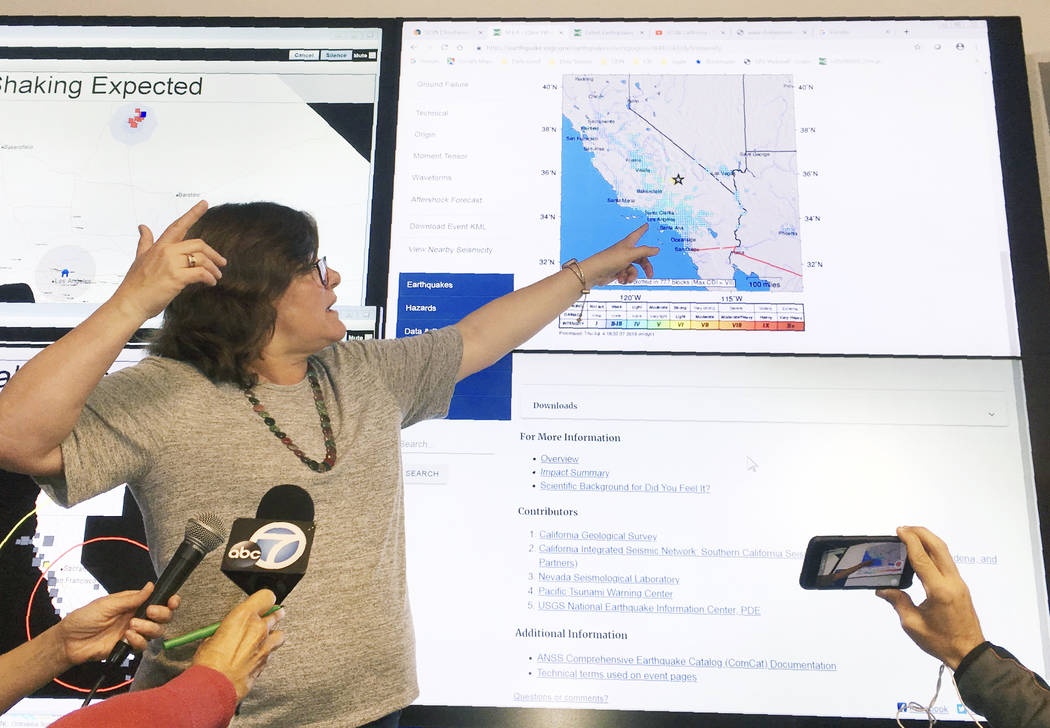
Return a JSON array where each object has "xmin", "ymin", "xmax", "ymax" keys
[{"xmin": 558, "ymin": 301, "xmax": 805, "ymax": 331}]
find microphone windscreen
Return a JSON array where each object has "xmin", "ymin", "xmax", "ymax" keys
[
  {"xmin": 256, "ymin": 484, "xmax": 314, "ymax": 522},
  {"xmin": 185, "ymin": 513, "xmax": 226, "ymax": 553}
]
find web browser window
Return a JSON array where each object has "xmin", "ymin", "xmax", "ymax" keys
[
  {"xmin": 390, "ymin": 18, "xmax": 1049, "ymax": 725},
  {"xmin": 402, "ymin": 353, "xmax": 1048, "ymax": 721},
  {"xmin": 389, "ymin": 20, "xmax": 1017, "ymax": 357},
  {"xmin": 0, "ymin": 19, "xmax": 389, "ymax": 726},
  {"xmin": 0, "ymin": 21, "xmax": 386, "ymax": 327}
]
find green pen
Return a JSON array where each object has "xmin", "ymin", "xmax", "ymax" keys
[{"xmin": 162, "ymin": 605, "xmax": 283, "ymax": 650}]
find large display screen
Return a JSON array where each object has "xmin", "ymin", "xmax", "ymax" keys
[
  {"xmin": 387, "ymin": 19, "xmax": 1025, "ymax": 357},
  {"xmin": 402, "ymin": 354, "xmax": 1044, "ymax": 721},
  {"xmin": 389, "ymin": 18, "xmax": 1050, "ymax": 726},
  {"xmin": 0, "ymin": 16, "xmax": 394, "ymax": 725},
  {"xmin": 0, "ymin": 19, "xmax": 390, "ymax": 330},
  {"xmin": 1, "ymin": 15, "xmax": 1049, "ymax": 728}
]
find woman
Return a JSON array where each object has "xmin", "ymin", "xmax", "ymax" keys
[{"xmin": 0, "ymin": 200, "xmax": 656, "ymax": 727}]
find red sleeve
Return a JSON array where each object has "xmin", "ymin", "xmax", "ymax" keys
[{"xmin": 48, "ymin": 665, "xmax": 237, "ymax": 728}]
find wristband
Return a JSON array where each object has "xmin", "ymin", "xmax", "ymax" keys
[
  {"xmin": 561, "ymin": 258, "xmax": 589, "ymax": 323},
  {"xmin": 561, "ymin": 258, "xmax": 590, "ymax": 294}
]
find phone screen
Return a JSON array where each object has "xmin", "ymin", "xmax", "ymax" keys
[{"xmin": 801, "ymin": 537, "xmax": 912, "ymax": 589}]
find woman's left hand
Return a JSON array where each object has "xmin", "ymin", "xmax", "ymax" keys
[{"xmin": 580, "ymin": 223, "xmax": 659, "ymax": 287}]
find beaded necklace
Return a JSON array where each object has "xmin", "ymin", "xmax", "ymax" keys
[{"xmin": 244, "ymin": 362, "xmax": 336, "ymax": 472}]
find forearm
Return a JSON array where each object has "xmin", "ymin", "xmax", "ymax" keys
[
  {"xmin": 452, "ymin": 225, "xmax": 654, "ymax": 380},
  {"xmin": 0, "ymin": 297, "xmax": 145, "ymax": 474},
  {"xmin": 454, "ymin": 265, "xmax": 584, "ymax": 380},
  {"xmin": 0, "ymin": 625, "xmax": 73, "ymax": 715},
  {"xmin": 47, "ymin": 666, "xmax": 237, "ymax": 728},
  {"xmin": 956, "ymin": 643, "xmax": 1050, "ymax": 727}
]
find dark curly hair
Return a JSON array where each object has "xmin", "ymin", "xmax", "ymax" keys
[{"xmin": 148, "ymin": 201, "xmax": 318, "ymax": 388}]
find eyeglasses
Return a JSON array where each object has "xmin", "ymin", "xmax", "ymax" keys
[{"xmin": 312, "ymin": 256, "xmax": 329, "ymax": 288}]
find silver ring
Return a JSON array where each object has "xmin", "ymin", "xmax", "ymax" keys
[{"xmin": 187, "ymin": 253, "xmax": 197, "ymax": 268}]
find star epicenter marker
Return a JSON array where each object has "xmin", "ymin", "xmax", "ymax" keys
[{"xmin": 672, "ymin": 174, "xmax": 684, "ymax": 185}]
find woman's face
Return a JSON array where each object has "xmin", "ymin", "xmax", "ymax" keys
[{"xmin": 269, "ymin": 259, "xmax": 345, "ymax": 356}]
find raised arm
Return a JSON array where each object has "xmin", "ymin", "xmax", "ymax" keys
[
  {"xmin": 878, "ymin": 527, "xmax": 1050, "ymax": 726},
  {"xmin": 453, "ymin": 224, "xmax": 657, "ymax": 381},
  {"xmin": 0, "ymin": 201, "xmax": 224, "ymax": 477}
]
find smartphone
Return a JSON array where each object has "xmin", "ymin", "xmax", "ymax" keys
[{"xmin": 799, "ymin": 535, "xmax": 913, "ymax": 589}]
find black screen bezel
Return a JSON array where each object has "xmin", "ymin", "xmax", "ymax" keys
[{"xmin": 0, "ymin": 14, "xmax": 1046, "ymax": 728}]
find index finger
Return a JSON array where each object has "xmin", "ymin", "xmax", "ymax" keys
[
  {"xmin": 620, "ymin": 222, "xmax": 649, "ymax": 246},
  {"xmin": 897, "ymin": 525, "xmax": 940, "ymax": 586},
  {"xmin": 904, "ymin": 526, "xmax": 960, "ymax": 580},
  {"xmin": 155, "ymin": 200, "xmax": 209, "ymax": 246},
  {"xmin": 98, "ymin": 581, "xmax": 155, "ymax": 613}
]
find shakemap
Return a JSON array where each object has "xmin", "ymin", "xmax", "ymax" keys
[{"xmin": 561, "ymin": 74, "xmax": 803, "ymax": 293}]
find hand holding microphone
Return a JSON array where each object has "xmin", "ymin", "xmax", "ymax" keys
[
  {"xmin": 79, "ymin": 490, "xmax": 311, "ymax": 709},
  {"xmin": 57, "ymin": 582, "xmax": 181, "ymax": 667},
  {"xmin": 101, "ymin": 513, "xmax": 226, "ymax": 671},
  {"xmin": 82, "ymin": 513, "xmax": 226, "ymax": 707},
  {"xmin": 0, "ymin": 583, "xmax": 182, "ymax": 717},
  {"xmin": 164, "ymin": 485, "xmax": 315, "ymax": 651},
  {"xmin": 192, "ymin": 589, "xmax": 287, "ymax": 701}
]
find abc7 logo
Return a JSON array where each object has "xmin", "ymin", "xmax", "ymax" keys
[{"xmin": 227, "ymin": 522, "xmax": 308, "ymax": 570}]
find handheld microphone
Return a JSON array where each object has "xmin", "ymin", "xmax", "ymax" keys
[
  {"xmin": 256, "ymin": 483, "xmax": 315, "ymax": 522},
  {"xmin": 84, "ymin": 513, "xmax": 226, "ymax": 706},
  {"xmin": 221, "ymin": 485, "xmax": 315, "ymax": 603},
  {"xmin": 163, "ymin": 486, "xmax": 315, "ymax": 651}
]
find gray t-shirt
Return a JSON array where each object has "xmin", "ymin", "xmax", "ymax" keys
[{"xmin": 36, "ymin": 327, "xmax": 462, "ymax": 728}]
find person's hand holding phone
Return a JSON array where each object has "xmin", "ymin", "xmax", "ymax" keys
[{"xmin": 876, "ymin": 526, "xmax": 985, "ymax": 669}]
